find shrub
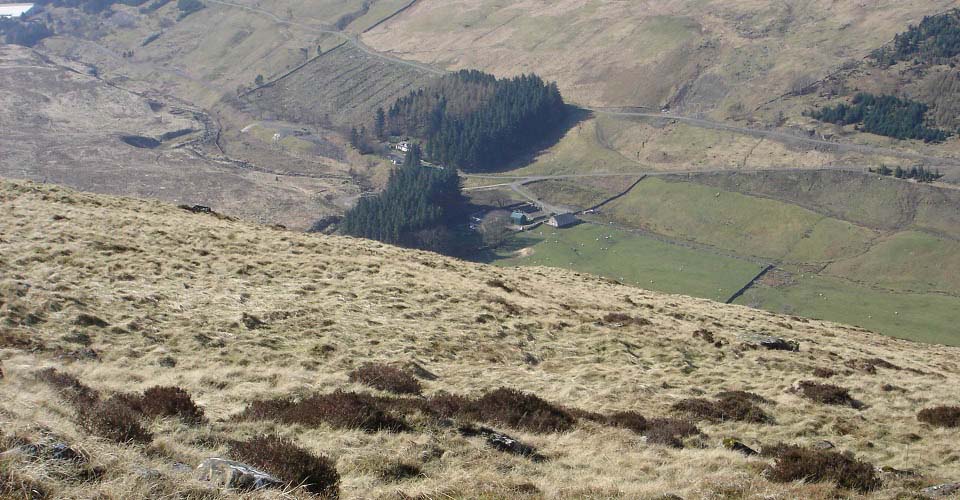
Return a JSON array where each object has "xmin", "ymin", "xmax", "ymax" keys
[
  {"xmin": 794, "ymin": 381, "xmax": 861, "ymax": 408},
  {"xmin": 36, "ymin": 369, "xmax": 154, "ymax": 443},
  {"xmin": 766, "ymin": 445, "xmax": 881, "ymax": 492},
  {"xmin": 35, "ymin": 368, "xmax": 99, "ymax": 408},
  {"xmin": 643, "ymin": 418, "xmax": 702, "ymax": 448},
  {"xmin": 918, "ymin": 406, "xmax": 960, "ymax": 428},
  {"xmin": 237, "ymin": 391, "xmax": 410, "ymax": 432},
  {"xmin": 812, "ymin": 367, "xmax": 836, "ymax": 378},
  {"xmin": 230, "ymin": 436, "xmax": 339, "ymax": 497},
  {"xmin": 600, "ymin": 312, "xmax": 650, "ymax": 326},
  {"xmin": 716, "ymin": 390, "xmax": 771, "ymax": 405},
  {"xmin": 348, "ymin": 363, "xmax": 422, "ymax": 395},
  {"xmin": 471, "ymin": 387, "xmax": 575, "ymax": 433},
  {"xmin": 421, "ymin": 391, "xmax": 471, "ymax": 419},
  {"xmin": 604, "ymin": 411, "xmax": 648, "ymax": 434},
  {"xmin": 80, "ymin": 396, "xmax": 153, "ymax": 444},
  {"xmin": 673, "ymin": 394, "xmax": 770, "ymax": 423},
  {"xmin": 138, "ymin": 386, "xmax": 206, "ymax": 424},
  {"xmin": 845, "ymin": 357, "xmax": 901, "ymax": 374}
]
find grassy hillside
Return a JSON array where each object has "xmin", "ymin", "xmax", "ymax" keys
[
  {"xmin": 603, "ymin": 177, "xmax": 879, "ymax": 262},
  {"xmin": 242, "ymin": 43, "xmax": 436, "ymax": 128},
  {"xmin": 2, "ymin": 180, "xmax": 960, "ymax": 498},
  {"xmin": 363, "ymin": 0, "xmax": 957, "ymax": 115}
]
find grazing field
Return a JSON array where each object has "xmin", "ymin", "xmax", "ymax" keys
[
  {"xmin": 490, "ymin": 223, "xmax": 764, "ymax": 302},
  {"xmin": 3, "ymin": 180, "xmax": 960, "ymax": 498},
  {"xmin": 738, "ymin": 274, "xmax": 960, "ymax": 347},
  {"xmin": 604, "ymin": 177, "xmax": 879, "ymax": 262}
]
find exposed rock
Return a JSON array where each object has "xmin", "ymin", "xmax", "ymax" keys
[
  {"xmin": 1, "ymin": 442, "xmax": 83, "ymax": 462},
  {"xmin": 877, "ymin": 466, "xmax": 918, "ymax": 477},
  {"xmin": 811, "ymin": 440, "xmax": 835, "ymax": 450},
  {"xmin": 196, "ymin": 458, "xmax": 282, "ymax": 491},
  {"xmin": 721, "ymin": 437, "xmax": 757, "ymax": 455},
  {"xmin": 240, "ymin": 313, "xmax": 265, "ymax": 330},
  {"xmin": 738, "ymin": 334, "xmax": 799, "ymax": 352},
  {"xmin": 135, "ymin": 467, "xmax": 162, "ymax": 480},
  {"xmin": 0, "ymin": 360, "xmax": 4, "ymax": 379},
  {"xmin": 459, "ymin": 425, "xmax": 546, "ymax": 462},
  {"xmin": 171, "ymin": 462, "xmax": 193, "ymax": 474},
  {"xmin": 922, "ymin": 482, "xmax": 960, "ymax": 498},
  {"xmin": 405, "ymin": 360, "xmax": 438, "ymax": 381}
]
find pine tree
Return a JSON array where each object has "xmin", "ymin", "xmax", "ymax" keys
[{"xmin": 375, "ymin": 107, "xmax": 386, "ymax": 140}]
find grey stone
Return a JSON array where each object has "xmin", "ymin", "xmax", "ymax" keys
[
  {"xmin": 811, "ymin": 440, "xmax": 835, "ymax": 450},
  {"xmin": 721, "ymin": 438, "xmax": 757, "ymax": 456},
  {"xmin": 922, "ymin": 483, "xmax": 960, "ymax": 498},
  {"xmin": 739, "ymin": 334, "xmax": 799, "ymax": 352},
  {"xmin": 196, "ymin": 457, "xmax": 282, "ymax": 491}
]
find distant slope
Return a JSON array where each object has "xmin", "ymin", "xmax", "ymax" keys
[
  {"xmin": 0, "ymin": 44, "xmax": 345, "ymax": 229},
  {"xmin": 1, "ymin": 179, "xmax": 959, "ymax": 498},
  {"xmin": 362, "ymin": 0, "xmax": 957, "ymax": 116},
  {"xmin": 242, "ymin": 42, "xmax": 436, "ymax": 128}
]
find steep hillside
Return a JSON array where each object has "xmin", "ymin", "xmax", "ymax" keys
[
  {"xmin": 242, "ymin": 42, "xmax": 436, "ymax": 128},
  {"xmin": 363, "ymin": 0, "xmax": 955, "ymax": 115},
  {"xmin": 2, "ymin": 179, "xmax": 959, "ymax": 498}
]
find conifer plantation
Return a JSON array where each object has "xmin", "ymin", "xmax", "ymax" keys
[
  {"xmin": 340, "ymin": 146, "xmax": 468, "ymax": 253},
  {"xmin": 808, "ymin": 93, "xmax": 950, "ymax": 143},
  {"xmin": 381, "ymin": 70, "xmax": 567, "ymax": 171}
]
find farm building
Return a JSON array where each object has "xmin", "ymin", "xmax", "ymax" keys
[
  {"xmin": 510, "ymin": 211, "xmax": 528, "ymax": 225},
  {"xmin": 547, "ymin": 213, "xmax": 578, "ymax": 228}
]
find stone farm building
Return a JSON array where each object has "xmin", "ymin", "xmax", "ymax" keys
[{"xmin": 547, "ymin": 213, "xmax": 578, "ymax": 228}]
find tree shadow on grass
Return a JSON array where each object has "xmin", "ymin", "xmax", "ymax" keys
[{"xmin": 468, "ymin": 105, "xmax": 594, "ymax": 174}]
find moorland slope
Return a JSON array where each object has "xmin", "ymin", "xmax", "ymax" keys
[{"xmin": 1, "ymin": 180, "xmax": 959, "ymax": 498}]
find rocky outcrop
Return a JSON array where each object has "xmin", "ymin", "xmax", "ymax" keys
[
  {"xmin": 196, "ymin": 458, "xmax": 282, "ymax": 491},
  {"xmin": 722, "ymin": 437, "xmax": 758, "ymax": 455},
  {"xmin": 739, "ymin": 334, "xmax": 799, "ymax": 352},
  {"xmin": 459, "ymin": 425, "xmax": 546, "ymax": 462},
  {"xmin": 922, "ymin": 482, "xmax": 960, "ymax": 498}
]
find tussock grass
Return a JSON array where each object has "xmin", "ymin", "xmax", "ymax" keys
[{"xmin": 2, "ymin": 181, "xmax": 960, "ymax": 498}]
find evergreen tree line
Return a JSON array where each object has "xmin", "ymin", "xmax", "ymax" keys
[
  {"xmin": 872, "ymin": 9, "xmax": 960, "ymax": 67},
  {"xmin": 868, "ymin": 165, "xmax": 944, "ymax": 183},
  {"xmin": 340, "ymin": 145, "xmax": 468, "ymax": 254},
  {"xmin": 0, "ymin": 17, "xmax": 52, "ymax": 46},
  {"xmin": 377, "ymin": 70, "xmax": 566, "ymax": 172},
  {"xmin": 807, "ymin": 93, "xmax": 950, "ymax": 143}
]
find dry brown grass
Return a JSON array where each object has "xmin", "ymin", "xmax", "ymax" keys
[{"xmin": 1, "ymin": 180, "xmax": 960, "ymax": 498}]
